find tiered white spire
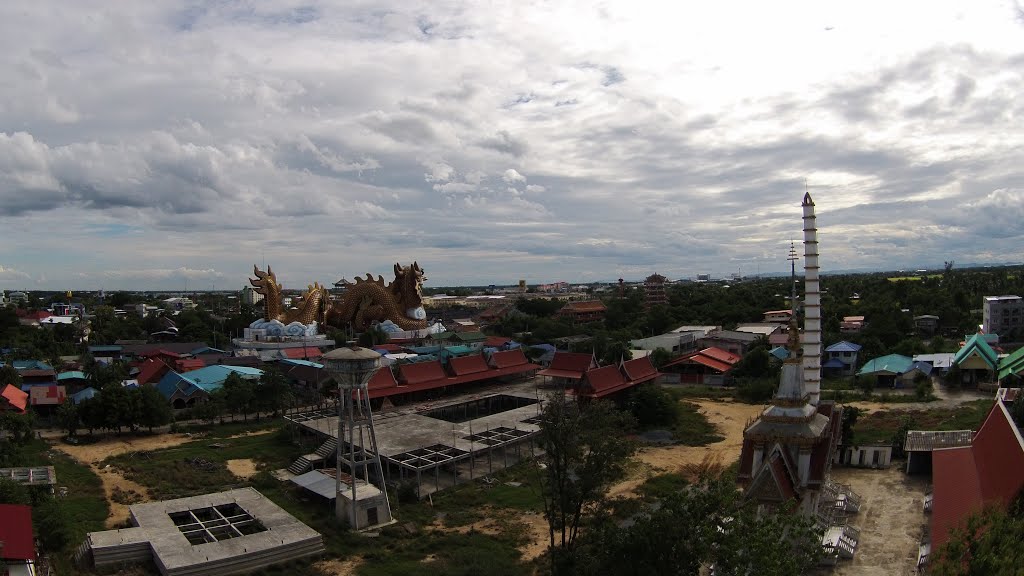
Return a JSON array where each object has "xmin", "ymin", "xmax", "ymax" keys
[{"xmin": 801, "ymin": 193, "xmax": 821, "ymax": 405}]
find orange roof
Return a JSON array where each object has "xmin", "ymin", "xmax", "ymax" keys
[
  {"xmin": 1, "ymin": 384, "xmax": 29, "ymax": 413},
  {"xmin": 581, "ymin": 365, "xmax": 626, "ymax": 395},
  {"xmin": 560, "ymin": 300, "xmax": 607, "ymax": 313},
  {"xmin": 621, "ymin": 357, "xmax": 659, "ymax": 382}
]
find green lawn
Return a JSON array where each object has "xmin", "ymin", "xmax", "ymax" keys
[
  {"xmin": 851, "ymin": 399, "xmax": 992, "ymax": 444},
  {"xmin": 671, "ymin": 401, "xmax": 725, "ymax": 446}
]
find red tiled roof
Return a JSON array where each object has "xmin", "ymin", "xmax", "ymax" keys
[
  {"xmin": 137, "ymin": 359, "xmax": 170, "ymax": 386},
  {"xmin": 374, "ymin": 343, "xmax": 404, "ymax": 353},
  {"xmin": 621, "ymin": 357, "xmax": 659, "ymax": 382},
  {"xmin": 490, "ymin": 349, "xmax": 529, "ymax": 369},
  {"xmin": 769, "ymin": 453, "xmax": 798, "ymax": 501},
  {"xmin": 1, "ymin": 384, "xmax": 29, "ymax": 413},
  {"xmin": 0, "ymin": 504, "xmax": 35, "ymax": 561},
  {"xmin": 550, "ymin": 352, "xmax": 594, "ymax": 372},
  {"xmin": 29, "ymin": 385, "xmax": 66, "ymax": 406},
  {"xmin": 449, "ymin": 355, "xmax": 490, "ymax": 376},
  {"xmin": 484, "ymin": 336, "xmax": 512, "ymax": 348},
  {"xmin": 398, "ymin": 362, "xmax": 449, "ymax": 385},
  {"xmin": 581, "ymin": 365, "xmax": 626, "ymax": 396},
  {"xmin": 282, "ymin": 347, "xmax": 322, "ymax": 359},
  {"xmin": 931, "ymin": 401, "xmax": 1024, "ymax": 550},
  {"xmin": 18, "ymin": 369, "xmax": 56, "ymax": 378},
  {"xmin": 366, "ymin": 368, "xmax": 398, "ymax": 394},
  {"xmin": 175, "ymin": 358, "xmax": 205, "ymax": 372},
  {"xmin": 662, "ymin": 347, "xmax": 739, "ymax": 373},
  {"xmin": 16, "ymin": 310, "xmax": 51, "ymax": 320},
  {"xmin": 369, "ymin": 359, "xmax": 539, "ymax": 399}
]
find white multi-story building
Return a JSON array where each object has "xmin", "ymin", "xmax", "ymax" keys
[
  {"xmin": 982, "ymin": 295, "xmax": 1024, "ymax": 335},
  {"xmin": 241, "ymin": 285, "xmax": 265, "ymax": 306}
]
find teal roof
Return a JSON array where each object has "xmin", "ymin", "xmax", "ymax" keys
[
  {"xmin": 88, "ymin": 345, "xmax": 123, "ymax": 353},
  {"xmin": 280, "ymin": 359, "xmax": 324, "ymax": 369},
  {"xmin": 857, "ymin": 354, "xmax": 914, "ymax": 376},
  {"xmin": 157, "ymin": 365, "xmax": 263, "ymax": 399},
  {"xmin": 998, "ymin": 346, "xmax": 1024, "ymax": 380},
  {"xmin": 769, "ymin": 346, "xmax": 790, "ymax": 361},
  {"xmin": 953, "ymin": 333, "xmax": 998, "ymax": 370},
  {"xmin": 12, "ymin": 360, "xmax": 53, "ymax": 371},
  {"xmin": 57, "ymin": 371, "xmax": 87, "ymax": 381}
]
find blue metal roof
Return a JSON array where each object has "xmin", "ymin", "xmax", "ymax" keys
[
  {"xmin": 280, "ymin": 359, "xmax": 324, "ymax": 369},
  {"xmin": 72, "ymin": 387, "xmax": 98, "ymax": 404},
  {"xmin": 825, "ymin": 341, "xmax": 862, "ymax": 353},
  {"xmin": 858, "ymin": 354, "xmax": 914, "ymax": 376},
  {"xmin": 12, "ymin": 360, "xmax": 53, "ymax": 371},
  {"xmin": 769, "ymin": 346, "xmax": 791, "ymax": 361}
]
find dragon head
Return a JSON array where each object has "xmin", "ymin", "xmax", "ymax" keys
[
  {"xmin": 250, "ymin": 265, "xmax": 282, "ymax": 297},
  {"xmin": 393, "ymin": 261, "xmax": 426, "ymax": 319}
]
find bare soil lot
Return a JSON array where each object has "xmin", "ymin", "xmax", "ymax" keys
[{"xmin": 826, "ymin": 465, "xmax": 929, "ymax": 576}]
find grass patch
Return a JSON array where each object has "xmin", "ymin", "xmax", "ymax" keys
[
  {"xmin": 671, "ymin": 401, "xmax": 725, "ymax": 446},
  {"xmin": 666, "ymin": 385, "xmax": 734, "ymax": 400},
  {"xmin": 851, "ymin": 399, "xmax": 991, "ymax": 444},
  {"xmin": 638, "ymin": 473, "xmax": 690, "ymax": 501},
  {"xmin": 105, "ymin": 423, "xmax": 303, "ymax": 500}
]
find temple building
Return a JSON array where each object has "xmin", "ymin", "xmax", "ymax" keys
[{"xmin": 737, "ymin": 193, "xmax": 859, "ymax": 565}]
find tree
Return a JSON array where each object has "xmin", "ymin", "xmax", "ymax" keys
[
  {"xmin": 34, "ymin": 497, "xmax": 72, "ymax": 552},
  {"xmin": 627, "ymin": 384, "xmax": 680, "ymax": 429},
  {"xmin": 930, "ymin": 493, "xmax": 1024, "ymax": 575},
  {"xmin": 0, "ymin": 476, "xmax": 30, "ymax": 505},
  {"xmin": 57, "ymin": 401, "xmax": 80, "ymax": 437},
  {"xmin": 0, "ymin": 411, "xmax": 34, "ymax": 443},
  {"xmin": 648, "ymin": 347, "xmax": 673, "ymax": 370},
  {"xmin": 0, "ymin": 364, "xmax": 22, "ymax": 387},
  {"xmin": 574, "ymin": 473, "xmax": 821, "ymax": 576},
  {"xmin": 256, "ymin": 368, "xmax": 294, "ymax": 417},
  {"xmin": 77, "ymin": 397, "xmax": 105, "ymax": 434},
  {"xmin": 536, "ymin": 394, "xmax": 636, "ymax": 574},
  {"xmin": 223, "ymin": 373, "xmax": 256, "ymax": 422},
  {"xmin": 137, "ymin": 385, "xmax": 172, "ymax": 432}
]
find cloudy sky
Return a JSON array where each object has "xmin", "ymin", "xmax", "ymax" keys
[{"xmin": 2, "ymin": 1, "xmax": 1023, "ymax": 291}]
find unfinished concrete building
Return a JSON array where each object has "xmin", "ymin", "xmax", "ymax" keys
[{"xmin": 83, "ymin": 488, "xmax": 324, "ymax": 575}]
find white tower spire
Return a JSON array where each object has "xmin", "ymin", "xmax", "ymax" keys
[{"xmin": 801, "ymin": 192, "xmax": 822, "ymax": 405}]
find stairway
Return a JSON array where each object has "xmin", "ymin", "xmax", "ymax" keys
[
  {"xmin": 836, "ymin": 525, "xmax": 859, "ymax": 559},
  {"xmin": 287, "ymin": 437, "xmax": 339, "ymax": 475}
]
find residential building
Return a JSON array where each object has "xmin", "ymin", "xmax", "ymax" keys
[
  {"xmin": 857, "ymin": 354, "xmax": 932, "ymax": 388},
  {"xmin": 241, "ymin": 285, "xmax": 265, "ymax": 306},
  {"xmin": 643, "ymin": 274, "xmax": 668, "ymax": 308},
  {"xmin": 823, "ymin": 341, "xmax": 861, "ymax": 378},
  {"xmin": 952, "ymin": 334, "xmax": 999, "ymax": 388},
  {"xmin": 840, "ymin": 316, "xmax": 866, "ymax": 334},
  {"xmin": 697, "ymin": 329, "xmax": 761, "ymax": 356},
  {"xmin": 629, "ymin": 332, "xmax": 698, "ymax": 355},
  {"xmin": 982, "ymin": 295, "xmax": 1023, "ymax": 335},
  {"xmin": 1, "ymin": 384, "xmax": 28, "ymax": 414},
  {"xmin": 163, "ymin": 297, "xmax": 196, "ymax": 311},
  {"xmin": 763, "ymin": 309, "xmax": 793, "ymax": 324},
  {"xmin": 660, "ymin": 347, "xmax": 740, "ymax": 385},
  {"xmin": 556, "ymin": 300, "xmax": 606, "ymax": 323},
  {"xmin": 157, "ymin": 365, "xmax": 263, "ymax": 408},
  {"xmin": 735, "ymin": 323, "xmax": 783, "ymax": 339},
  {"xmin": 913, "ymin": 314, "xmax": 940, "ymax": 335}
]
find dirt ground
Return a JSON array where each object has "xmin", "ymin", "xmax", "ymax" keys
[
  {"xmin": 827, "ymin": 465, "xmax": 929, "ymax": 576},
  {"xmin": 226, "ymin": 458, "xmax": 259, "ymax": 479},
  {"xmin": 50, "ymin": 433, "xmax": 197, "ymax": 527},
  {"xmin": 313, "ymin": 558, "xmax": 364, "ymax": 575}
]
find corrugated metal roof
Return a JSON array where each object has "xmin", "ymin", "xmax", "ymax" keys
[{"xmin": 825, "ymin": 341, "xmax": 862, "ymax": 353}]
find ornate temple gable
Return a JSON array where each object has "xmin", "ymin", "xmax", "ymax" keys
[{"xmin": 746, "ymin": 447, "xmax": 799, "ymax": 504}]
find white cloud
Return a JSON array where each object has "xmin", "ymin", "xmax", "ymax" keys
[
  {"xmin": 0, "ymin": 1, "xmax": 1022, "ymax": 287},
  {"xmin": 502, "ymin": 168, "xmax": 526, "ymax": 184}
]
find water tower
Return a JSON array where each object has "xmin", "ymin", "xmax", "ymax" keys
[{"xmin": 321, "ymin": 345, "xmax": 393, "ymax": 530}]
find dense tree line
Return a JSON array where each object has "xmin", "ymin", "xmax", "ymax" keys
[{"xmin": 189, "ymin": 369, "xmax": 295, "ymax": 424}]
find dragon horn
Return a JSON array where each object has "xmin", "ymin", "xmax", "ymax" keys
[{"xmin": 394, "ymin": 262, "xmax": 402, "ymax": 276}]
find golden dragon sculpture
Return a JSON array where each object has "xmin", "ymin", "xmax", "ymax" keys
[{"xmin": 250, "ymin": 262, "xmax": 429, "ymax": 333}]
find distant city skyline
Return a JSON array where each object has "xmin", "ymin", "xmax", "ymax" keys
[{"xmin": 2, "ymin": 1, "xmax": 1024, "ymax": 290}]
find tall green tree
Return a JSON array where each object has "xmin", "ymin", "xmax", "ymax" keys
[
  {"xmin": 256, "ymin": 368, "xmax": 294, "ymax": 417},
  {"xmin": 137, "ymin": 385, "xmax": 172, "ymax": 432},
  {"xmin": 223, "ymin": 373, "xmax": 256, "ymax": 422},
  {"xmin": 575, "ymin": 473, "xmax": 821, "ymax": 576},
  {"xmin": 57, "ymin": 401, "xmax": 79, "ymax": 437},
  {"xmin": 536, "ymin": 394, "xmax": 636, "ymax": 575}
]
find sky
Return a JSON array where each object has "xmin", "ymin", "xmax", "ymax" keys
[{"xmin": 2, "ymin": 1, "xmax": 1024, "ymax": 291}]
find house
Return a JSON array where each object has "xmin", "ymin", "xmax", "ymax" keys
[
  {"xmin": 762, "ymin": 309, "xmax": 793, "ymax": 324},
  {"xmin": 0, "ymin": 504, "xmax": 36, "ymax": 576},
  {"xmin": 1, "ymin": 384, "xmax": 29, "ymax": 413},
  {"xmin": 840, "ymin": 316, "xmax": 866, "ymax": 334},
  {"xmin": 157, "ymin": 365, "xmax": 263, "ymax": 408},
  {"xmin": 823, "ymin": 341, "xmax": 862, "ymax": 378},
  {"xmin": 697, "ymin": 330, "xmax": 761, "ymax": 357},
  {"xmin": 16, "ymin": 309, "xmax": 51, "ymax": 327},
  {"xmin": 556, "ymin": 300, "xmax": 606, "ymax": 323},
  {"xmin": 476, "ymin": 303, "xmax": 517, "ymax": 325},
  {"xmin": 660, "ymin": 347, "xmax": 741, "ymax": 386},
  {"xmin": 930, "ymin": 398, "xmax": 1024, "ymax": 553},
  {"xmin": 136, "ymin": 351, "xmax": 205, "ymax": 385},
  {"xmin": 629, "ymin": 332, "xmax": 698, "ymax": 355},
  {"xmin": 952, "ymin": 333, "xmax": 999, "ymax": 388},
  {"xmin": 836, "ymin": 442, "xmax": 893, "ymax": 469},
  {"xmin": 913, "ymin": 353, "xmax": 956, "ymax": 375},
  {"xmin": 735, "ymin": 323, "xmax": 783, "ymax": 339},
  {"xmin": 856, "ymin": 354, "xmax": 932, "ymax": 388},
  {"xmin": 12, "ymin": 361, "xmax": 56, "ymax": 386},
  {"xmin": 913, "ymin": 315, "xmax": 940, "ymax": 335},
  {"xmin": 87, "ymin": 345, "xmax": 123, "ymax": 361}
]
